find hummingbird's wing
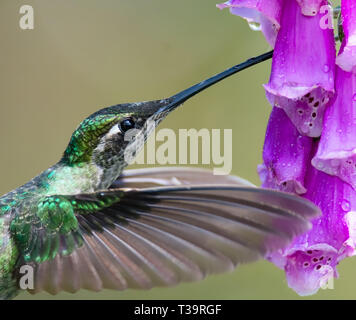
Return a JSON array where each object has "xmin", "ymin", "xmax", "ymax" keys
[
  {"xmin": 110, "ymin": 167, "xmax": 256, "ymax": 188},
  {"xmin": 24, "ymin": 168, "xmax": 320, "ymax": 295}
]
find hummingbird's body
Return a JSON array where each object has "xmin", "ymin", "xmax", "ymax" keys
[
  {"xmin": 0, "ymin": 52, "xmax": 320, "ymax": 299},
  {"xmin": 0, "ymin": 163, "xmax": 95, "ymax": 298},
  {"xmin": 0, "ymin": 106, "xmax": 136, "ymax": 298}
]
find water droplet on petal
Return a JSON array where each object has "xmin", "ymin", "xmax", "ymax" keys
[
  {"xmin": 247, "ymin": 21, "xmax": 261, "ymax": 31},
  {"xmin": 316, "ymin": 162, "xmax": 324, "ymax": 169},
  {"xmin": 341, "ymin": 200, "xmax": 351, "ymax": 212},
  {"xmin": 353, "ymin": 94, "xmax": 356, "ymax": 102},
  {"xmin": 323, "ymin": 64, "xmax": 330, "ymax": 73}
]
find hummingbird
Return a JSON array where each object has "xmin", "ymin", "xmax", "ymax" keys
[{"xmin": 0, "ymin": 51, "xmax": 320, "ymax": 299}]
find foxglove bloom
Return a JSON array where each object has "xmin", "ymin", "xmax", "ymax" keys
[
  {"xmin": 217, "ymin": 1, "xmax": 328, "ymax": 46},
  {"xmin": 336, "ymin": 0, "xmax": 356, "ymax": 72},
  {"xmin": 258, "ymin": 107, "xmax": 312, "ymax": 194},
  {"xmin": 218, "ymin": 0, "xmax": 335, "ymax": 137},
  {"xmin": 216, "ymin": 0, "xmax": 283, "ymax": 47},
  {"xmin": 264, "ymin": 0, "xmax": 335, "ymax": 138},
  {"xmin": 267, "ymin": 160, "xmax": 356, "ymax": 296},
  {"xmin": 218, "ymin": 0, "xmax": 356, "ymax": 296},
  {"xmin": 257, "ymin": 2, "xmax": 356, "ymax": 295},
  {"xmin": 312, "ymin": 65, "xmax": 356, "ymax": 189}
]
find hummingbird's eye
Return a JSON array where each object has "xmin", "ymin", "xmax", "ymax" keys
[{"xmin": 119, "ymin": 118, "xmax": 135, "ymax": 132}]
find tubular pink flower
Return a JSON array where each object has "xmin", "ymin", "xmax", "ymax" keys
[
  {"xmin": 312, "ymin": 65, "xmax": 356, "ymax": 189},
  {"xmin": 336, "ymin": 0, "xmax": 356, "ymax": 72},
  {"xmin": 216, "ymin": 0, "xmax": 283, "ymax": 47},
  {"xmin": 263, "ymin": 0, "xmax": 335, "ymax": 138},
  {"xmin": 216, "ymin": 1, "xmax": 328, "ymax": 47},
  {"xmin": 218, "ymin": 0, "xmax": 356, "ymax": 297},
  {"xmin": 258, "ymin": 107, "xmax": 313, "ymax": 194},
  {"xmin": 267, "ymin": 163, "xmax": 356, "ymax": 296}
]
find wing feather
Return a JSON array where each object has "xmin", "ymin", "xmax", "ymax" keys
[{"xmin": 111, "ymin": 167, "xmax": 255, "ymax": 189}]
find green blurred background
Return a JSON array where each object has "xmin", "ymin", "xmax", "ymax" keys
[{"xmin": 0, "ymin": 0, "xmax": 352, "ymax": 300}]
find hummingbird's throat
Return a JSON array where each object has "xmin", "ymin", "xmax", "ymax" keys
[{"xmin": 92, "ymin": 117, "xmax": 162, "ymax": 189}]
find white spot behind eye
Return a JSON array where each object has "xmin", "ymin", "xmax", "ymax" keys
[
  {"xmin": 107, "ymin": 124, "xmax": 122, "ymax": 136},
  {"xmin": 94, "ymin": 124, "xmax": 122, "ymax": 153}
]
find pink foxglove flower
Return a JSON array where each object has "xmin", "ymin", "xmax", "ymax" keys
[
  {"xmin": 259, "ymin": 2, "xmax": 355, "ymax": 295},
  {"xmin": 267, "ymin": 159, "xmax": 355, "ymax": 296},
  {"xmin": 312, "ymin": 65, "xmax": 356, "ymax": 190},
  {"xmin": 216, "ymin": 0, "xmax": 283, "ymax": 47},
  {"xmin": 263, "ymin": 0, "xmax": 335, "ymax": 138},
  {"xmin": 336, "ymin": 0, "xmax": 356, "ymax": 72},
  {"xmin": 258, "ymin": 107, "xmax": 312, "ymax": 195},
  {"xmin": 218, "ymin": 0, "xmax": 356, "ymax": 296},
  {"xmin": 218, "ymin": 0, "xmax": 335, "ymax": 137}
]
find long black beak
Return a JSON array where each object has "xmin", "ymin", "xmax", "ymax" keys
[{"xmin": 156, "ymin": 50, "xmax": 273, "ymax": 115}]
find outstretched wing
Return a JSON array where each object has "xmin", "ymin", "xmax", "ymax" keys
[
  {"xmin": 22, "ymin": 168, "xmax": 319, "ymax": 295},
  {"xmin": 110, "ymin": 167, "xmax": 256, "ymax": 188}
]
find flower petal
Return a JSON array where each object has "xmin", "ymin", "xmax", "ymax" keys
[
  {"xmin": 263, "ymin": 0, "xmax": 335, "ymax": 137},
  {"xmin": 258, "ymin": 107, "xmax": 313, "ymax": 194},
  {"xmin": 296, "ymin": 0, "xmax": 325, "ymax": 16},
  {"xmin": 312, "ymin": 66, "xmax": 356, "ymax": 189},
  {"xmin": 216, "ymin": 0, "xmax": 283, "ymax": 47},
  {"xmin": 335, "ymin": 0, "xmax": 356, "ymax": 72},
  {"xmin": 283, "ymin": 245, "xmax": 340, "ymax": 296},
  {"xmin": 267, "ymin": 163, "xmax": 356, "ymax": 296}
]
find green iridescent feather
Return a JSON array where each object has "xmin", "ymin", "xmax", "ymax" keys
[{"xmin": 10, "ymin": 192, "xmax": 123, "ymax": 264}]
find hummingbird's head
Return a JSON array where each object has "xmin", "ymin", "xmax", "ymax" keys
[
  {"xmin": 61, "ymin": 98, "xmax": 176, "ymax": 171},
  {"xmin": 59, "ymin": 50, "xmax": 273, "ymax": 176}
]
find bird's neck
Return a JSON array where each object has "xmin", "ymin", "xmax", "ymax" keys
[
  {"xmin": 41, "ymin": 160, "xmax": 122, "ymax": 196},
  {"xmin": 0, "ymin": 160, "xmax": 122, "ymax": 217}
]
